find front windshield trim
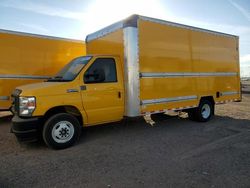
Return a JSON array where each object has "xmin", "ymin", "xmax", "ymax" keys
[
  {"xmin": 71, "ymin": 56, "xmax": 92, "ymax": 81},
  {"xmin": 47, "ymin": 56, "xmax": 92, "ymax": 82}
]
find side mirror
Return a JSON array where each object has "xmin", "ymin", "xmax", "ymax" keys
[{"xmin": 84, "ymin": 68, "xmax": 105, "ymax": 83}]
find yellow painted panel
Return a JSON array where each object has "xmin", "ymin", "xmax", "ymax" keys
[
  {"xmin": 85, "ymin": 31, "xmax": 126, "ymax": 124},
  {"xmin": 138, "ymin": 19, "xmax": 240, "ymax": 113},
  {"xmin": 19, "ymin": 55, "xmax": 125, "ymax": 125},
  {"xmin": 0, "ymin": 32, "xmax": 85, "ymax": 109},
  {"xmin": 140, "ymin": 77, "xmax": 196, "ymax": 100},
  {"xmin": 140, "ymin": 75, "xmax": 240, "ymax": 113},
  {"xmin": 0, "ymin": 79, "xmax": 42, "ymax": 110},
  {"xmin": 215, "ymin": 94, "xmax": 241, "ymax": 102},
  {"xmin": 0, "ymin": 32, "xmax": 85, "ymax": 75},
  {"xmin": 87, "ymin": 29, "xmax": 124, "ymax": 63},
  {"xmin": 141, "ymin": 100, "xmax": 198, "ymax": 113},
  {"xmin": 195, "ymin": 76, "xmax": 240, "ymax": 95},
  {"xmin": 138, "ymin": 20, "xmax": 192, "ymax": 73},
  {"xmin": 18, "ymin": 80, "xmax": 87, "ymax": 124},
  {"xmin": 138, "ymin": 19, "xmax": 238, "ymax": 73},
  {"xmin": 79, "ymin": 56, "xmax": 125, "ymax": 125},
  {"xmin": 191, "ymin": 31, "xmax": 238, "ymax": 72},
  {"xmin": 87, "ymin": 30, "xmax": 125, "ymax": 79}
]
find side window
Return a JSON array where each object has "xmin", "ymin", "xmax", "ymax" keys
[{"xmin": 84, "ymin": 58, "xmax": 117, "ymax": 84}]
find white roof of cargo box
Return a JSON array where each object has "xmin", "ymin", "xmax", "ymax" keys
[{"xmin": 86, "ymin": 14, "xmax": 238, "ymax": 42}]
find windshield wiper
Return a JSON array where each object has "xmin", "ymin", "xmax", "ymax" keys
[
  {"xmin": 53, "ymin": 76, "xmax": 63, "ymax": 79},
  {"xmin": 46, "ymin": 76, "xmax": 70, "ymax": 82}
]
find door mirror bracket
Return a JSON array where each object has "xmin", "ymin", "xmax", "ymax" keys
[{"xmin": 84, "ymin": 68, "xmax": 105, "ymax": 83}]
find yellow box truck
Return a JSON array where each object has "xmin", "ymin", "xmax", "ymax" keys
[
  {"xmin": 0, "ymin": 29, "xmax": 85, "ymax": 110},
  {"xmin": 11, "ymin": 15, "xmax": 241, "ymax": 149}
]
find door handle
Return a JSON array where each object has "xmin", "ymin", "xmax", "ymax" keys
[
  {"xmin": 118, "ymin": 91, "xmax": 121, "ymax": 98},
  {"xmin": 80, "ymin": 85, "xmax": 87, "ymax": 90}
]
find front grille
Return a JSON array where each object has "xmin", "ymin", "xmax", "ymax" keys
[
  {"xmin": 11, "ymin": 96, "xmax": 19, "ymax": 114},
  {"xmin": 11, "ymin": 89, "xmax": 22, "ymax": 114},
  {"xmin": 12, "ymin": 89, "xmax": 22, "ymax": 96}
]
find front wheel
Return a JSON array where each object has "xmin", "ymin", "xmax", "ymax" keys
[{"xmin": 43, "ymin": 113, "xmax": 82, "ymax": 149}]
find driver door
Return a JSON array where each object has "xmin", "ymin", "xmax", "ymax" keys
[{"xmin": 80, "ymin": 57, "xmax": 124, "ymax": 125}]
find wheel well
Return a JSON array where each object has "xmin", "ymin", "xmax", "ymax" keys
[
  {"xmin": 43, "ymin": 106, "xmax": 83, "ymax": 125},
  {"xmin": 200, "ymin": 96, "xmax": 215, "ymax": 105}
]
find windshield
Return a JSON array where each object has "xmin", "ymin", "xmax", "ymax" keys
[{"xmin": 47, "ymin": 56, "xmax": 92, "ymax": 82}]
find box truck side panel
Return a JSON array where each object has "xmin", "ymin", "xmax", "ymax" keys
[
  {"xmin": 138, "ymin": 20, "xmax": 192, "ymax": 73},
  {"xmin": 42, "ymin": 40, "xmax": 84, "ymax": 75},
  {"xmin": 191, "ymin": 31, "xmax": 238, "ymax": 72},
  {"xmin": 138, "ymin": 18, "xmax": 240, "ymax": 114},
  {"xmin": 0, "ymin": 32, "xmax": 85, "ymax": 75},
  {"xmin": 86, "ymin": 15, "xmax": 240, "ymax": 116},
  {"xmin": 0, "ymin": 30, "xmax": 85, "ymax": 110},
  {"xmin": 191, "ymin": 31, "xmax": 241, "ymax": 102},
  {"xmin": 138, "ymin": 19, "xmax": 199, "ymax": 113}
]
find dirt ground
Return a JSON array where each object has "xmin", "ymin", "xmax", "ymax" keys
[
  {"xmin": 0, "ymin": 95, "xmax": 250, "ymax": 188},
  {"xmin": 242, "ymin": 80, "xmax": 250, "ymax": 94}
]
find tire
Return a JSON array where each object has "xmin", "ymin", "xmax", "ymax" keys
[
  {"xmin": 43, "ymin": 113, "xmax": 82, "ymax": 149},
  {"xmin": 189, "ymin": 100, "xmax": 214, "ymax": 122},
  {"xmin": 187, "ymin": 109, "xmax": 197, "ymax": 121}
]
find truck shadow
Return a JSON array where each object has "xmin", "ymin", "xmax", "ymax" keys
[
  {"xmin": 79, "ymin": 114, "xmax": 250, "ymax": 145},
  {"xmin": 4, "ymin": 113, "xmax": 249, "ymax": 150},
  {"xmin": 0, "ymin": 115, "xmax": 13, "ymax": 124}
]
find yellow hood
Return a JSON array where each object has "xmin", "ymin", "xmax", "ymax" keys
[{"xmin": 17, "ymin": 81, "xmax": 77, "ymax": 97}]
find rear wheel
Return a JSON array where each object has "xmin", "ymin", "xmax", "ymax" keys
[
  {"xmin": 187, "ymin": 109, "xmax": 196, "ymax": 121},
  {"xmin": 43, "ymin": 113, "xmax": 81, "ymax": 149},
  {"xmin": 188, "ymin": 99, "xmax": 214, "ymax": 122}
]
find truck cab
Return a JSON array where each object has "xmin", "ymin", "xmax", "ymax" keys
[{"xmin": 11, "ymin": 55, "xmax": 124, "ymax": 149}]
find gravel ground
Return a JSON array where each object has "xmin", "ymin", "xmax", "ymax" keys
[{"xmin": 0, "ymin": 95, "xmax": 250, "ymax": 188}]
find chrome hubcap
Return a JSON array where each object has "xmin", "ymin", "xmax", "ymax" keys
[
  {"xmin": 201, "ymin": 104, "xmax": 211, "ymax": 119},
  {"xmin": 52, "ymin": 121, "xmax": 74, "ymax": 143}
]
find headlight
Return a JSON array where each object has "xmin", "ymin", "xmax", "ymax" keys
[{"xmin": 19, "ymin": 97, "xmax": 36, "ymax": 116}]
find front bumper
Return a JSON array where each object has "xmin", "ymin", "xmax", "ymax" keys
[{"xmin": 11, "ymin": 115, "xmax": 42, "ymax": 142}]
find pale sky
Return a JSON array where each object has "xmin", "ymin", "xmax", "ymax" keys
[{"xmin": 0, "ymin": 0, "xmax": 250, "ymax": 76}]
